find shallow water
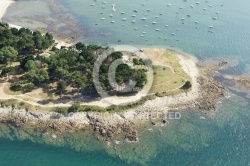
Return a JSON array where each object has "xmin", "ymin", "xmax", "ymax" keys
[{"xmin": 2, "ymin": 0, "xmax": 250, "ymax": 165}]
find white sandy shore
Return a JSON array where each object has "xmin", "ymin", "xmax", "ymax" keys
[{"xmin": 0, "ymin": 0, "xmax": 13, "ymax": 21}]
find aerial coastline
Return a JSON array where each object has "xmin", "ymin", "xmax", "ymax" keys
[{"xmin": 0, "ymin": 0, "xmax": 227, "ymax": 143}]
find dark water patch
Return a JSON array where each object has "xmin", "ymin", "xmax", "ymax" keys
[{"xmin": 218, "ymin": 61, "xmax": 247, "ymax": 76}]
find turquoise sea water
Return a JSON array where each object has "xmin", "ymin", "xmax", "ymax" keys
[{"xmin": 1, "ymin": 0, "xmax": 250, "ymax": 165}]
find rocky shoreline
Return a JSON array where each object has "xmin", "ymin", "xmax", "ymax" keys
[{"xmin": 0, "ymin": 65, "xmax": 225, "ymax": 146}]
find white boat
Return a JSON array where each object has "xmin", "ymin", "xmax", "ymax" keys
[
  {"xmin": 156, "ymin": 29, "xmax": 160, "ymax": 31},
  {"xmin": 122, "ymin": 18, "xmax": 127, "ymax": 21},
  {"xmin": 190, "ymin": 5, "xmax": 194, "ymax": 8},
  {"xmin": 144, "ymin": 25, "xmax": 148, "ymax": 27},
  {"xmin": 131, "ymin": 20, "xmax": 136, "ymax": 23},
  {"xmin": 155, "ymin": 16, "xmax": 159, "ymax": 18},
  {"xmin": 171, "ymin": 33, "xmax": 175, "ymax": 35},
  {"xmin": 111, "ymin": 21, "xmax": 115, "ymax": 23},
  {"xmin": 142, "ymin": 32, "xmax": 146, "ymax": 34},
  {"xmin": 90, "ymin": 3, "xmax": 95, "ymax": 6},
  {"xmin": 203, "ymin": 8, "xmax": 206, "ymax": 10},
  {"xmin": 109, "ymin": 14, "xmax": 113, "ymax": 17},
  {"xmin": 152, "ymin": 21, "xmax": 157, "ymax": 24},
  {"xmin": 216, "ymin": 11, "xmax": 220, "ymax": 14},
  {"xmin": 101, "ymin": 18, "xmax": 106, "ymax": 20},
  {"xmin": 209, "ymin": 25, "xmax": 214, "ymax": 28},
  {"xmin": 140, "ymin": 35, "xmax": 144, "ymax": 37},
  {"xmin": 209, "ymin": 5, "xmax": 212, "ymax": 7},
  {"xmin": 195, "ymin": 21, "xmax": 198, "ymax": 24},
  {"xmin": 141, "ymin": 17, "xmax": 147, "ymax": 20},
  {"xmin": 165, "ymin": 25, "xmax": 169, "ymax": 27},
  {"xmin": 121, "ymin": 12, "xmax": 125, "ymax": 14},
  {"xmin": 196, "ymin": 2, "xmax": 200, "ymax": 4},
  {"xmin": 102, "ymin": 2, "xmax": 107, "ymax": 4},
  {"xmin": 134, "ymin": 28, "xmax": 138, "ymax": 30},
  {"xmin": 147, "ymin": 9, "xmax": 151, "ymax": 11},
  {"xmin": 181, "ymin": 18, "xmax": 185, "ymax": 20},
  {"xmin": 131, "ymin": 14, "xmax": 136, "ymax": 17},
  {"xmin": 167, "ymin": 4, "xmax": 171, "ymax": 6}
]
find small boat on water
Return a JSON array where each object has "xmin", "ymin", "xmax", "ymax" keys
[
  {"xmin": 209, "ymin": 5, "xmax": 212, "ymax": 7},
  {"xmin": 152, "ymin": 21, "xmax": 157, "ymax": 24},
  {"xmin": 121, "ymin": 12, "xmax": 125, "ymax": 14},
  {"xmin": 167, "ymin": 4, "xmax": 171, "ymax": 6},
  {"xmin": 90, "ymin": 3, "xmax": 95, "ymax": 6},
  {"xmin": 209, "ymin": 25, "xmax": 214, "ymax": 28},
  {"xmin": 181, "ymin": 18, "xmax": 185, "ymax": 20},
  {"xmin": 131, "ymin": 14, "xmax": 136, "ymax": 17},
  {"xmin": 101, "ymin": 18, "xmax": 106, "ymax": 20},
  {"xmin": 140, "ymin": 35, "xmax": 144, "ymax": 37},
  {"xmin": 141, "ymin": 17, "xmax": 147, "ymax": 20},
  {"xmin": 190, "ymin": 5, "xmax": 194, "ymax": 8},
  {"xmin": 195, "ymin": 21, "xmax": 198, "ymax": 24},
  {"xmin": 165, "ymin": 25, "xmax": 169, "ymax": 27},
  {"xmin": 216, "ymin": 11, "xmax": 220, "ymax": 14},
  {"xmin": 122, "ymin": 18, "xmax": 127, "ymax": 21},
  {"xmin": 187, "ymin": 14, "xmax": 191, "ymax": 17},
  {"xmin": 196, "ymin": 2, "xmax": 200, "ymax": 4},
  {"xmin": 212, "ymin": 17, "xmax": 217, "ymax": 20},
  {"xmin": 102, "ymin": 1, "xmax": 107, "ymax": 4},
  {"xmin": 109, "ymin": 14, "xmax": 113, "ymax": 17},
  {"xmin": 142, "ymin": 32, "xmax": 146, "ymax": 34},
  {"xmin": 131, "ymin": 20, "xmax": 136, "ymax": 23},
  {"xmin": 155, "ymin": 16, "xmax": 159, "ymax": 18},
  {"xmin": 133, "ymin": 10, "xmax": 138, "ymax": 12},
  {"xmin": 134, "ymin": 28, "xmax": 138, "ymax": 30},
  {"xmin": 111, "ymin": 21, "xmax": 115, "ymax": 23},
  {"xmin": 203, "ymin": 8, "xmax": 206, "ymax": 10},
  {"xmin": 171, "ymin": 33, "xmax": 175, "ymax": 35},
  {"xmin": 144, "ymin": 25, "xmax": 148, "ymax": 27},
  {"xmin": 156, "ymin": 29, "xmax": 160, "ymax": 31}
]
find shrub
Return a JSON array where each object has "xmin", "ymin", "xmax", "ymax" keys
[
  {"xmin": 1, "ymin": 66, "xmax": 15, "ymax": 76},
  {"xmin": 22, "ymin": 83, "xmax": 35, "ymax": 93},
  {"xmin": 10, "ymin": 83, "xmax": 22, "ymax": 91},
  {"xmin": 181, "ymin": 81, "xmax": 192, "ymax": 90},
  {"xmin": 68, "ymin": 101, "xmax": 81, "ymax": 113},
  {"xmin": 55, "ymin": 107, "xmax": 68, "ymax": 114}
]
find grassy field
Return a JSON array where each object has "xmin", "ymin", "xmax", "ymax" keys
[{"xmin": 148, "ymin": 50, "xmax": 191, "ymax": 94}]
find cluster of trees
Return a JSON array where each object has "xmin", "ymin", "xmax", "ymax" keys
[{"xmin": 0, "ymin": 22, "xmax": 147, "ymax": 97}]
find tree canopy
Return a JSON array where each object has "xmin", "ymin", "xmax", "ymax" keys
[{"xmin": 0, "ymin": 22, "xmax": 148, "ymax": 98}]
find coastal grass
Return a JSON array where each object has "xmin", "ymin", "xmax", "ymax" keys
[{"xmin": 149, "ymin": 51, "xmax": 191, "ymax": 94}]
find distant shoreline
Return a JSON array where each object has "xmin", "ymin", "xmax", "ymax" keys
[{"xmin": 0, "ymin": 0, "xmax": 14, "ymax": 22}]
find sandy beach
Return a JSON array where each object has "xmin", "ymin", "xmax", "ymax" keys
[{"xmin": 0, "ymin": 0, "xmax": 13, "ymax": 21}]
